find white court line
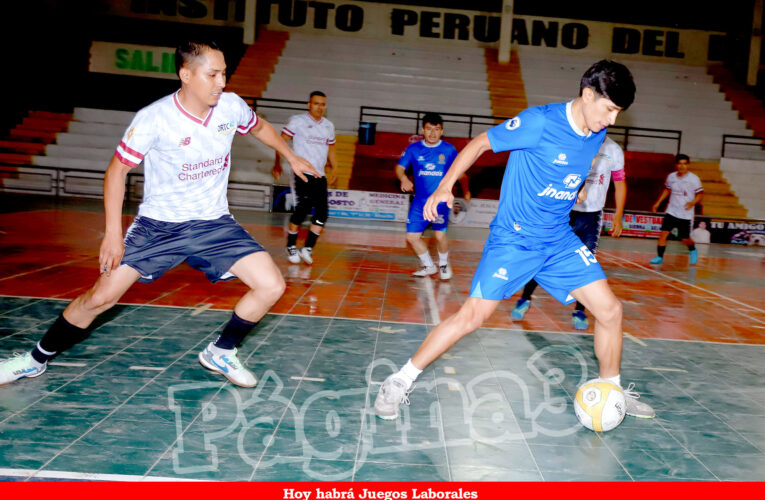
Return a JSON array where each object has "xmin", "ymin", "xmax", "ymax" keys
[
  {"xmin": 644, "ymin": 366, "xmax": 688, "ymax": 373},
  {"xmin": 423, "ymin": 276, "xmax": 440, "ymax": 325},
  {"xmin": 290, "ymin": 376, "xmax": 326, "ymax": 382},
  {"xmin": 128, "ymin": 366, "xmax": 166, "ymax": 371},
  {"xmin": 605, "ymin": 253, "xmax": 765, "ymax": 324},
  {"xmin": 0, "ymin": 467, "xmax": 205, "ymax": 482},
  {"xmin": 48, "ymin": 361, "xmax": 87, "ymax": 367},
  {"xmin": 623, "ymin": 331, "xmax": 647, "ymax": 346},
  {"xmin": 190, "ymin": 303, "xmax": 212, "ymax": 316}
]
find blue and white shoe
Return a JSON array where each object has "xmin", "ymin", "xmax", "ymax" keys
[
  {"xmin": 572, "ymin": 310, "xmax": 589, "ymax": 330},
  {"xmin": 199, "ymin": 343, "xmax": 257, "ymax": 387},
  {"xmin": 511, "ymin": 298, "xmax": 531, "ymax": 321},
  {"xmin": 689, "ymin": 249, "xmax": 698, "ymax": 265},
  {"xmin": 649, "ymin": 256, "xmax": 663, "ymax": 264},
  {"xmin": 0, "ymin": 352, "xmax": 46, "ymax": 386}
]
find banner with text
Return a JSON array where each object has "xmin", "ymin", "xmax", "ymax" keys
[
  {"xmin": 98, "ymin": 1, "xmax": 723, "ymax": 65},
  {"xmin": 89, "ymin": 41, "xmax": 178, "ymax": 80}
]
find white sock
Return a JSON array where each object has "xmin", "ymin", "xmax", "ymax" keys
[
  {"xmin": 208, "ymin": 342, "xmax": 234, "ymax": 356},
  {"xmin": 418, "ymin": 252, "xmax": 434, "ymax": 268},
  {"xmin": 604, "ymin": 374, "xmax": 621, "ymax": 388},
  {"xmin": 438, "ymin": 251, "xmax": 449, "ymax": 266},
  {"xmin": 396, "ymin": 359, "xmax": 422, "ymax": 389}
]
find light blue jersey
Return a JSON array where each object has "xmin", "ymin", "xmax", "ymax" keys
[
  {"xmin": 470, "ymin": 102, "xmax": 607, "ymax": 304},
  {"xmin": 398, "ymin": 140, "xmax": 458, "ymax": 201},
  {"xmin": 487, "ymin": 102, "xmax": 605, "ymax": 242}
]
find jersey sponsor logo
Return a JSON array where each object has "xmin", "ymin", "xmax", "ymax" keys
[
  {"xmin": 563, "ymin": 174, "xmax": 582, "ymax": 189},
  {"xmin": 492, "ymin": 267, "xmax": 509, "ymax": 280},
  {"xmin": 179, "ymin": 136, "xmax": 191, "ymax": 147},
  {"xmin": 553, "ymin": 153, "xmax": 569, "ymax": 165},
  {"xmin": 505, "ymin": 116, "xmax": 521, "ymax": 130},
  {"xmin": 217, "ymin": 121, "xmax": 236, "ymax": 135},
  {"xmin": 537, "ymin": 184, "xmax": 578, "ymax": 200}
]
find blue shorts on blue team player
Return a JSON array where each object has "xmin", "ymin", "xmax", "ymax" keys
[
  {"xmin": 406, "ymin": 198, "xmax": 450, "ymax": 233},
  {"xmin": 468, "ymin": 228, "xmax": 606, "ymax": 304},
  {"xmin": 121, "ymin": 214, "xmax": 265, "ymax": 284}
]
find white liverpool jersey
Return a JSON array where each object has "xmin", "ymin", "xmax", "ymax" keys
[
  {"xmin": 115, "ymin": 91, "xmax": 258, "ymax": 222},
  {"xmin": 282, "ymin": 112, "xmax": 335, "ymax": 177},
  {"xmin": 574, "ymin": 136, "xmax": 625, "ymax": 213},
  {"xmin": 665, "ymin": 171, "xmax": 703, "ymax": 220}
]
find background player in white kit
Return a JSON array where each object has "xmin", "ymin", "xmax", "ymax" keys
[
  {"xmin": 0, "ymin": 41, "xmax": 317, "ymax": 388},
  {"xmin": 649, "ymin": 154, "xmax": 704, "ymax": 265},
  {"xmin": 511, "ymin": 137, "xmax": 627, "ymax": 329},
  {"xmin": 273, "ymin": 91, "xmax": 337, "ymax": 265}
]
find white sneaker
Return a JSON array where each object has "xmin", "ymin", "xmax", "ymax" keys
[
  {"xmin": 198, "ymin": 343, "xmax": 257, "ymax": 388},
  {"xmin": 299, "ymin": 247, "xmax": 313, "ymax": 265},
  {"xmin": 374, "ymin": 375, "xmax": 413, "ymax": 420},
  {"xmin": 439, "ymin": 264, "xmax": 453, "ymax": 280},
  {"xmin": 0, "ymin": 352, "xmax": 46, "ymax": 386},
  {"xmin": 412, "ymin": 265, "xmax": 438, "ymax": 277},
  {"xmin": 623, "ymin": 383, "xmax": 656, "ymax": 418},
  {"xmin": 286, "ymin": 246, "xmax": 300, "ymax": 264}
]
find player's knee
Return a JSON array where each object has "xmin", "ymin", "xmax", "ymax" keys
[
  {"xmin": 85, "ymin": 287, "xmax": 119, "ymax": 312},
  {"xmin": 312, "ymin": 205, "xmax": 328, "ymax": 226},
  {"xmin": 594, "ymin": 297, "xmax": 622, "ymax": 325},
  {"xmin": 261, "ymin": 274, "xmax": 286, "ymax": 304},
  {"xmin": 405, "ymin": 233, "xmax": 421, "ymax": 245}
]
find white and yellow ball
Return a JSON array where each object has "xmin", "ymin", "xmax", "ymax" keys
[{"xmin": 574, "ymin": 378, "xmax": 626, "ymax": 432}]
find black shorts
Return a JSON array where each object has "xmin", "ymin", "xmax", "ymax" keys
[
  {"xmin": 121, "ymin": 215, "xmax": 265, "ymax": 283},
  {"xmin": 660, "ymin": 213, "xmax": 692, "ymax": 240},
  {"xmin": 291, "ymin": 175, "xmax": 329, "ymax": 225},
  {"xmin": 569, "ymin": 210, "xmax": 603, "ymax": 254}
]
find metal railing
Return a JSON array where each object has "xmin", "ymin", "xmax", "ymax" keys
[
  {"xmin": 360, "ymin": 106, "xmax": 506, "ymax": 138},
  {"xmin": 721, "ymin": 134, "xmax": 765, "ymax": 158},
  {"xmin": 359, "ymin": 106, "xmax": 682, "ymax": 153},
  {"xmin": 0, "ymin": 165, "xmax": 272, "ymax": 211}
]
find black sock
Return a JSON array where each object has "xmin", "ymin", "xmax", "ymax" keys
[
  {"xmin": 574, "ymin": 302, "xmax": 585, "ymax": 312},
  {"xmin": 305, "ymin": 230, "xmax": 320, "ymax": 248},
  {"xmin": 657, "ymin": 245, "xmax": 666, "ymax": 258},
  {"xmin": 32, "ymin": 314, "xmax": 87, "ymax": 364},
  {"xmin": 688, "ymin": 244, "xmax": 696, "ymax": 252},
  {"xmin": 521, "ymin": 280, "xmax": 538, "ymax": 301},
  {"xmin": 287, "ymin": 232, "xmax": 298, "ymax": 247},
  {"xmin": 214, "ymin": 312, "xmax": 258, "ymax": 350}
]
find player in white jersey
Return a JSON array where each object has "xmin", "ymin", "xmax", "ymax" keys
[
  {"xmin": 0, "ymin": 41, "xmax": 317, "ymax": 389},
  {"xmin": 511, "ymin": 137, "xmax": 626, "ymax": 329},
  {"xmin": 273, "ymin": 91, "xmax": 337, "ymax": 265},
  {"xmin": 649, "ymin": 154, "xmax": 704, "ymax": 265}
]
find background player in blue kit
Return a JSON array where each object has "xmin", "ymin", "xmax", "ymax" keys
[
  {"xmin": 375, "ymin": 60, "xmax": 655, "ymax": 421},
  {"xmin": 396, "ymin": 113, "xmax": 470, "ymax": 280}
]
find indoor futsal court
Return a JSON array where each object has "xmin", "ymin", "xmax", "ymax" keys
[{"xmin": 1, "ymin": 195, "xmax": 764, "ymax": 482}]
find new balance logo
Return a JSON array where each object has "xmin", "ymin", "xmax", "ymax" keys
[
  {"xmin": 179, "ymin": 137, "xmax": 191, "ymax": 147},
  {"xmin": 13, "ymin": 368, "xmax": 36, "ymax": 376}
]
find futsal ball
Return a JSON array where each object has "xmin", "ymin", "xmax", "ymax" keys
[{"xmin": 574, "ymin": 378, "xmax": 626, "ymax": 432}]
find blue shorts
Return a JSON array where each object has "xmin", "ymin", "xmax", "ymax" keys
[
  {"xmin": 570, "ymin": 210, "xmax": 603, "ymax": 254},
  {"xmin": 121, "ymin": 215, "xmax": 265, "ymax": 284},
  {"xmin": 469, "ymin": 229, "xmax": 606, "ymax": 305},
  {"xmin": 406, "ymin": 197, "xmax": 449, "ymax": 233}
]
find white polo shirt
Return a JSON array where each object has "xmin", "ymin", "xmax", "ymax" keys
[
  {"xmin": 282, "ymin": 112, "xmax": 335, "ymax": 177},
  {"xmin": 665, "ymin": 171, "xmax": 703, "ymax": 220},
  {"xmin": 115, "ymin": 91, "xmax": 258, "ymax": 222},
  {"xmin": 573, "ymin": 137, "xmax": 626, "ymax": 213}
]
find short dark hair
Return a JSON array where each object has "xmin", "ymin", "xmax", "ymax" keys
[
  {"xmin": 175, "ymin": 41, "xmax": 222, "ymax": 76},
  {"xmin": 580, "ymin": 60, "xmax": 636, "ymax": 110},
  {"xmin": 675, "ymin": 153, "xmax": 690, "ymax": 163},
  {"xmin": 422, "ymin": 112, "xmax": 444, "ymax": 127},
  {"xmin": 309, "ymin": 91, "xmax": 326, "ymax": 100}
]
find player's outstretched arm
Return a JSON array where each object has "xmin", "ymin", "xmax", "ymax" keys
[
  {"xmin": 272, "ymin": 132, "xmax": 291, "ymax": 181},
  {"xmin": 250, "ymin": 118, "xmax": 319, "ymax": 181},
  {"xmin": 100, "ymin": 156, "xmax": 131, "ymax": 277},
  {"xmin": 423, "ymin": 133, "xmax": 491, "ymax": 221}
]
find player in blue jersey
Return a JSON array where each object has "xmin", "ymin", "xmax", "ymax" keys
[
  {"xmin": 397, "ymin": 113, "xmax": 470, "ymax": 280},
  {"xmin": 374, "ymin": 60, "xmax": 656, "ymax": 421}
]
